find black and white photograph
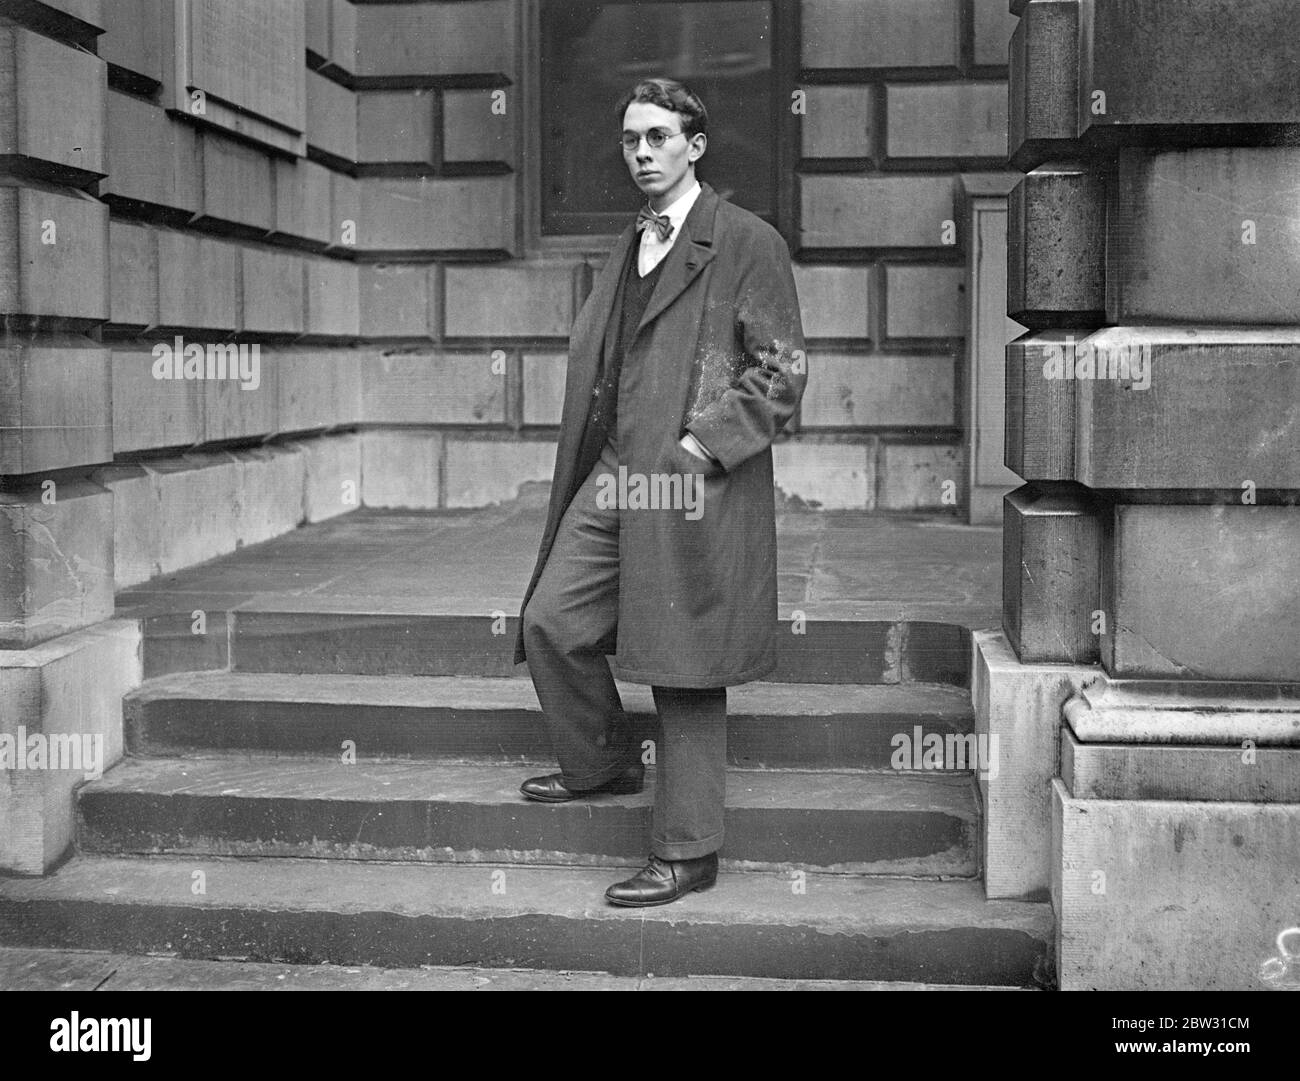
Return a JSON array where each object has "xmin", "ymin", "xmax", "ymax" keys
[{"xmin": 0, "ymin": 0, "xmax": 1295, "ymax": 1043}]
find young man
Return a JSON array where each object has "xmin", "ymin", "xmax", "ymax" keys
[{"xmin": 513, "ymin": 78, "xmax": 806, "ymax": 906}]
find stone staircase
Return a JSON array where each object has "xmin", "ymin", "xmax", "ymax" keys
[{"xmin": 0, "ymin": 601, "xmax": 1054, "ymax": 987}]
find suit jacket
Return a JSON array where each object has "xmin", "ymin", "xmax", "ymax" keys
[{"xmin": 513, "ymin": 181, "xmax": 807, "ymax": 687}]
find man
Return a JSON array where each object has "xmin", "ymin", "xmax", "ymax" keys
[{"xmin": 512, "ymin": 77, "xmax": 806, "ymax": 906}]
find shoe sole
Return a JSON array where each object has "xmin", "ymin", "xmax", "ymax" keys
[{"xmin": 604, "ymin": 878, "xmax": 717, "ymax": 907}]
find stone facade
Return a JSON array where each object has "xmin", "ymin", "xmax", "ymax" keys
[{"xmin": 988, "ymin": 0, "xmax": 1300, "ymax": 990}]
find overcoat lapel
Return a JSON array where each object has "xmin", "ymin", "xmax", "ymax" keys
[
  {"xmin": 546, "ymin": 223, "xmax": 636, "ymax": 517},
  {"xmin": 637, "ymin": 184, "xmax": 719, "ymax": 335}
]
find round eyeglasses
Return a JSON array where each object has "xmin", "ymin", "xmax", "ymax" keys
[{"xmin": 620, "ymin": 128, "xmax": 687, "ymax": 152}]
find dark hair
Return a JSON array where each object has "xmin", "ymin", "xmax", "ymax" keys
[{"xmin": 615, "ymin": 78, "xmax": 708, "ymax": 138}]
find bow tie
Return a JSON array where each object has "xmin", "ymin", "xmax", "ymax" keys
[{"xmin": 636, "ymin": 206, "xmax": 674, "ymax": 242}]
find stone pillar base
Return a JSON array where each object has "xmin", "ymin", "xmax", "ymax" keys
[
  {"xmin": 1052, "ymin": 780, "xmax": 1300, "ymax": 991},
  {"xmin": 0, "ymin": 620, "xmax": 141, "ymax": 874},
  {"xmin": 1053, "ymin": 674, "xmax": 1300, "ymax": 990},
  {"xmin": 972, "ymin": 630, "xmax": 1101, "ymax": 900}
]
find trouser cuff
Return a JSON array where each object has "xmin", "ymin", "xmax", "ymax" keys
[
  {"xmin": 651, "ymin": 829, "xmax": 724, "ymax": 861},
  {"xmin": 561, "ymin": 757, "xmax": 642, "ymax": 792}
]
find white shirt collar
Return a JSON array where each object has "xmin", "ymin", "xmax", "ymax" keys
[{"xmin": 648, "ymin": 179, "xmax": 701, "ymax": 237}]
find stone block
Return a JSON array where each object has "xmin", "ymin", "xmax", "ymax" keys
[
  {"xmin": 202, "ymin": 344, "xmax": 277, "ymax": 442},
  {"xmin": 303, "ymin": 258, "xmax": 360, "ymax": 338},
  {"xmin": 305, "ymin": 68, "xmax": 356, "ymax": 163},
  {"xmin": 0, "ymin": 335, "xmax": 111, "ymax": 474},
  {"xmin": 791, "ymin": 264, "xmax": 870, "ymax": 339},
  {"xmin": 1007, "ymin": 165, "xmax": 1105, "ymax": 327},
  {"xmin": 444, "ymin": 262, "xmax": 576, "ymax": 338},
  {"xmin": 0, "ymin": 479, "xmax": 114, "ymax": 649},
  {"xmin": 277, "ymin": 348, "xmax": 364, "ymax": 432},
  {"xmin": 443, "ymin": 88, "xmax": 516, "ymax": 165},
  {"xmin": 358, "ymin": 265, "xmax": 434, "ymax": 339},
  {"xmin": 1003, "ymin": 329, "xmax": 1081, "ymax": 481},
  {"xmin": 799, "ymin": 85, "xmax": 872, "ymax": 159},
  {"xmin": 101, "ymin": 91, "xmax": 201, "ymax": 217},
  {"xmin": 305, "ymin": 0, "xmax": 329, "ymax": 58},
  {"xmin": 1052, "ymin": 778, "xmax": 1300, "ymax": 989},
  {"xmin": 99, "ymin": 0, "xmax": 164, "ymax": 84},
  {"xmin": 800, "ymin": 175, "xmax": 955, "ymax": 249},
  {"xmin": 522, "ymin": 353, "xmax": 565, "ymax": 426},
  {"xmin": 878, "ymin": 442, "xmax": 963, "ymax": 510},
  {"xmin": 154, "ymin": 231, "xmax": 239, "ymax": 332},
  {"xmin": 443, "ymin": 437, "xmax": 556, "ymax": 508},
  {"xmin": 972, "ymin": 0, "xmax": 1018, "ymax": 66},
  {"xmin": 884, "ymin": 265, "xmax": 965, "ymax": 339},
  {"xmin": 87, "ymin": 463, "xmax": 157, "ymax": 587},
  {"xmin": 1008, "ymin": 0, "xmax": 1079, "ymax": 170},
  {"xmin": 353, "ymin": 0, "xmax": 513, "ymax": 77},
  {"xmin": 0, "ymin": 620, "xmax": 140, "ymax": 873},
  {"xmin": 1074, "ymin": 328, "xmax": 1300, "ymax": 490},
  {"xmin": 330, "ymin": 0, "xmax": 357, "ymax": 73},
  {"xmin": 1060, "ymin": 712, "xmax": 1300, "ymax": 805},
  {"xmin": 772, "ymin": 440, "xmax": 872, "ymax": 510},
  {"xmin": 358, "ymin": 90, "xmax": 436, "ymax": 167},
  {"xmin": 329, "ymin": 171, "xmax": 359, "ymax": 252},
  {"xmin": 0, "ymin": 184, "xmax": 108, "ymax": 321},
  {"xmin": 0, "ymin": 25, "xmax": 106, "ymax": 180},
  {"xmin": 108, "ymin": 219, "xmax": 156, "ymax": 329},
  {"xmin": 150, "ymin": 452, "xmax": 242, "ymax": 574},
  {"xmin": 1103, "ymin": 504, "xmax": 1300, "ymax": 683},
  {"xmin": 361, "ymin": 429, "xmax": 442, "ymax": 510},
  {"xmin": 1108, "ymin": 147, "xmax": 1300, "ymax": 324},
  {"xmin": 1002, "ymin": 483, "xmax": 1102, "ymax": 664},
  {"xmin": 800, "ymin": 353, "xmax": 954, "ymax": 428},
  {"xmin": 886, "ymin": 82, "xmax": 1007, "ymax": 159},
  {"xmin": 285, "ymin": 432, "xmax": 362, "ymax": 523},
  {"xmin": 1080, "ymin": 0, "xmax": 1300, "ymax": 139},
  {"xmin": 10, "ymin": 0, "xmax": 103, "ymax": 33},
  {"xmin": 801, "ymin": 0, "xmax": 959, "ymax": 69},
  {"xmin": 110, "ymin": 347, "xmax": 203, "ymax": 454},
  {"xmin": 972, "ymin": 630, "xmax": 1100, "ymax": 899},
  {"xmin": 197, "ymin": 131, "xmax": 275, "ymax": 233},
  {"xmin": 230, "ymin": 445, "xmax": 306, "ymax": 547},
  {"xmin": 242, "ymin": 247, "xmax": 305, "ymax": 336},
  {"xmin": 272, "ymin": 157, "xmax": 333, "ymax": 247},
  {"xmin": 362, "ymin": 352, "xmax": 505, "ymax": 425},
  {"xmin": 357, "ymin": 176, "xmax": 514, "ymax": 253}
]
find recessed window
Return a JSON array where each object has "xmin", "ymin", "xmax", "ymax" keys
[{"xmin": 540, "ymin": 0, "xmax": 774, "ymax": 236}]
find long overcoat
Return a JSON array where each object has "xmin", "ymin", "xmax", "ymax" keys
[{"xmin": 512, "ymin": 182, "xmax": 806, "ymax": 687}]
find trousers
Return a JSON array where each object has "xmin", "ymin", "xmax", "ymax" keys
[{"xmin": 521, "ymin": 435, "xmax": 727, "ymax": 860}]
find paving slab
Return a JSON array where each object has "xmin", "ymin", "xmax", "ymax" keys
[{"xmin": 0, "ymin": 948, "xmax": 1031, "ymax": 991}]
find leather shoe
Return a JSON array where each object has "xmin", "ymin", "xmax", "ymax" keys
[
  {"xmin": 519, "ymin": 764, "xmax": 643, "ymax": 803},
  {"xmin": 605, "ymin": 852, "xmax": 718, "ymax": 907}
]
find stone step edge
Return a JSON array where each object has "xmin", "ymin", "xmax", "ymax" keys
[
  {"xmin": 123, "ymin": 670, "xmax": 976, "ymax": 716},
  {"xmin": 0, "ymin": 855, "xmax": 1053, "ymax": 987}
]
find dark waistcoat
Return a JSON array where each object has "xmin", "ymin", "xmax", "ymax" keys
[{"xmin": 577, "ymin": 232, "xmax": 664, "ymax": 463}]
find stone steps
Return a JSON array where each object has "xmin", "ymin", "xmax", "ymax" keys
[
  {"xmin": 0, "ymin": 856, "xmax": 1053, "ymax": 986},
  {"xmin": 76, "ymin": 755, "xmax": 980, "ymax": 876},
  {"xmin": 123, "ymin": 671, "xmax": 975, "ymax": 770},
  {"xmin": 135, "ymin": 603, "xmax": 972, "ymax": 685}
]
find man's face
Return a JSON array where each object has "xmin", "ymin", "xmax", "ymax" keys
[{"xmin": 622, "ymin": 101, "xmax": 705, "ymax": 211}]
